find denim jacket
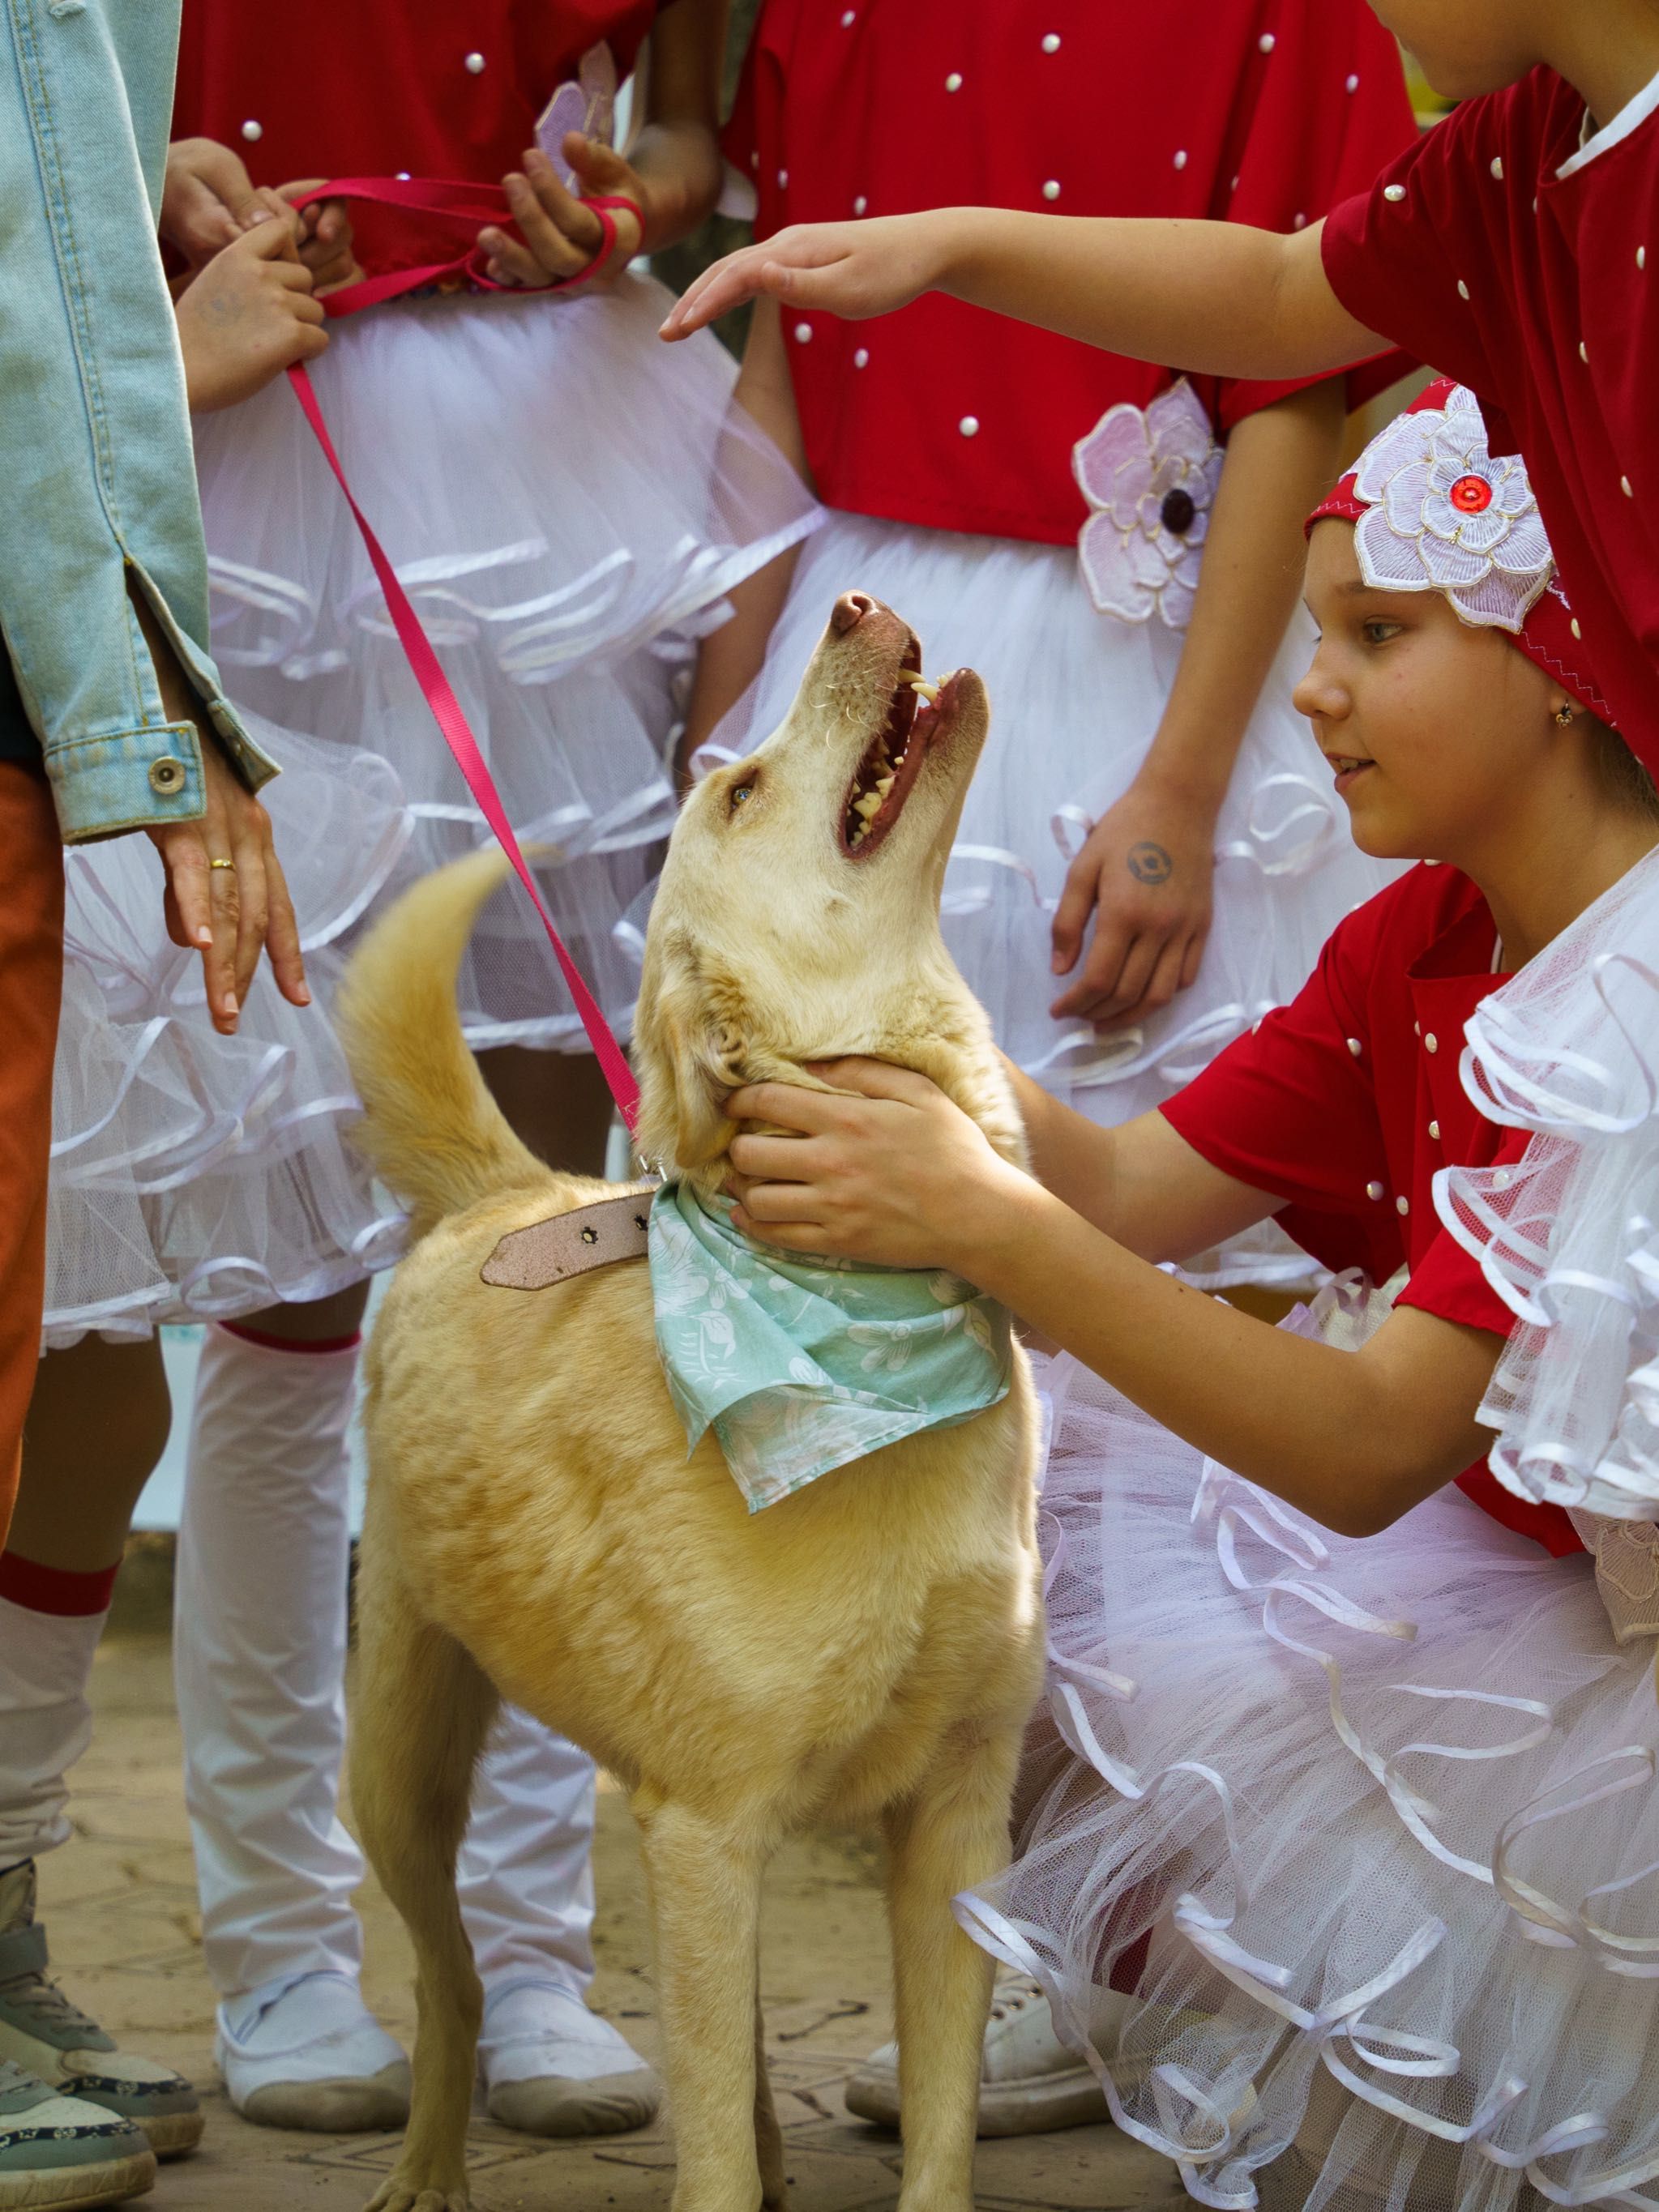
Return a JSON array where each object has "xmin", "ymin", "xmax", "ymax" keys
[{"xmin": 1, "ymin": 0, "xmax": 276, "ymax": 841}]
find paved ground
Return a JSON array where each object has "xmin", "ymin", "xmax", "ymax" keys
[{"xmin": 51, "ymin": 1618, "xmax": 1187, "ymax": 2212}]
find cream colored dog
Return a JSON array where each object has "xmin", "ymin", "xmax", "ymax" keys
[{"xmin": 337, "ymin": 591, "xmax": 1044, "ymax": 2212}]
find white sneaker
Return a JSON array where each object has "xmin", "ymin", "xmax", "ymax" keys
[
  {"xmin": 478, "ymin": 1983, "xmax": 659, "ymax": 2138},
  {"xmin": 844, "ymin": 1975, "xmax": 1122, "ymax": 2137},
  {"xmin": 216, "ymin": 1973, "xmax": 410, "ymax": 2133}
]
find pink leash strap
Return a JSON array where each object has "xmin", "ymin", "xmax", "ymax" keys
[{"xmin": 285, "ymin": 362, "xmax": 641, "ymax": 1129}]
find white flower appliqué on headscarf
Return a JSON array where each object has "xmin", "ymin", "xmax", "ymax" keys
[
  {"xmin": 1073, "ymin": 378, "xmax": 1224, "ymax": 630},
  {"xmin": 1351, "ymin": 382, "xmax": 1554, "ymax": 630}
]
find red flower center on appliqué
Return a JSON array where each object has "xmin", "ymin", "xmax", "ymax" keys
[{"xmin": 1449, "ymin": 472, "xmax": 1494, "ymax": 515}]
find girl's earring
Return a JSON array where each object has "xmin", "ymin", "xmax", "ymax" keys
[{"xmin": 1555, "ymin": 704, "xmax": 1576, "ymax": 727}]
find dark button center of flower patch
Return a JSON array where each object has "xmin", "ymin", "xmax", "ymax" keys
[{"xmin": 1161, "ymin": 488, "xmax": 1198, "ymax": 536}]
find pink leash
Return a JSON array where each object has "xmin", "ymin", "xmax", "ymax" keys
[{"xmin": 283, "ymin": 184, "xmax": 644, "ymax": 1129}]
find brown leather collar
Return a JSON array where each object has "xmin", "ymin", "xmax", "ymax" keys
[{"xmin": 481, "ymin": 1189, "xmax": 654, "ymax": 1291}]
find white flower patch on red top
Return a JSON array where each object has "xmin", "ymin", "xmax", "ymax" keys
[
  {"xmin": 1073, "ymin": 379, "xmax": 1224, "ymax": 630},
  {"xmin": 1351, "ymin": 382, "xmax": 1554, "ymax": 630}
]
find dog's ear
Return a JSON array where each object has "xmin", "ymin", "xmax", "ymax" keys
[{"xmin": 633, "ymin": 941, "xmax": 747, "ymax": 1174}]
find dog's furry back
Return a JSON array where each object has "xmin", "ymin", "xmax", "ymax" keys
[{"xmin": 336, "ymin": 852, "xmax": 549, "ymax": 1240}]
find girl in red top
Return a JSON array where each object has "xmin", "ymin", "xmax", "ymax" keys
[
  {"xmin": 716, "ymin": 386, "xmax": 1659, "ymax": 2207},
  {"xmin": 682, "ymin": 0, "xmax": 1417, "ymax": 1287}
]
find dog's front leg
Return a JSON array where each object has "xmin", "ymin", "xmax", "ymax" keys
[
  {"xmin": 883, "ymin": 1723, "xmax": 1024, "ymax": 2212},
  {"xmin": 638, "ymin": 1798, "xmax": 769, "ymax": 2212}
]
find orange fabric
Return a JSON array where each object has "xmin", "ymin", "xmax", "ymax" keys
[{"xmin": 0, "ymin": 763, "xmax": 63, "ymax": 1548}]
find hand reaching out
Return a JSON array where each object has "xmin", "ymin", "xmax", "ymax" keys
[
  {"xmin": 1049, "ymin": 778, "xmax": 1217, "ymax": 1029},
  {"xmin": 173, "ymin": 196, "xmax": 328, "ymax": 413},
  {"xmin": 479, "ymin": 138, "xmax": 645, "ymax": 288},
  {"xmin": 661, "ymin": 211, "xmax": 956, "ymax": 341}
]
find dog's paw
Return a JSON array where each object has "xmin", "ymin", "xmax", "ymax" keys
[{"xmin": 365, "ymin": 2177, "xmax": 470, "ymax": 2212}]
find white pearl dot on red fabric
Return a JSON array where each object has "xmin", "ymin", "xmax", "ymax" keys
[
  {"xmin": 1042, "ymin": 181, "xmax": 1061, "ymax": 202},
  {"xmin": 1491, "ymin": 156, "xmax": 1504, "ymax": 180},
  {"xmin": 1396, "ymin": 1196, "xmax": 1411, "ymax": 1215},
  {"xmin": 1259, "ymin": 32, "xmax": 1276, "ymax": 52},
  {"xmin": 853, "ymin": 195, "xmax": 867, "ymax": 215},
  {"xmin": 396, "ymin": 170, "xmax": 411, "ymax": 181},
  {"xmin": 1623, "ymin": 476, "xmax": 1636, "ymax": 497},
  {"xmin": 777, "ymin": 169, "xmax": 788, "ymax": 189},
  {"xmin": 1640, "ymin": 246, "xmax": 1648, "ymax": 271},
  {"xmin": 1041, "ymin": 32, "xmax": 1061, "ymax": 53},
  {"xmin": 1346, "ymin": 74, "xmax": 1360, "ymax": 93},
  {"xmin": 945, "ymin": 71, "xmax": 963, "ymax": 91},
  {"xmin": 1384, "ymin": 183, "xmax": 1406, "ymax": 203},
  {"xmin": 1457, "ymin": 279, "xmax": 1471, "ymax": 300},
  {"xmin": 1572, "ymin": 619, "xmax": 1583, "ymax": 638},
  {"xmin": 1425, "ymin": 1033, "xmax": 1439, "ymax": 1054},
  {"xmin": 853, "ymin": 348, "xmax": 869, "ymax": 368},
  {"xmin": 1493, "ymin": 1168, "xmax": 1513, "ymax": 1190},
  {"xmin": 1430, "ymin": 1121, "xmax": 1441, "ymax": 1141},
  {"xmin": 1580, "ymin": 340, "xmax": 1590, "ymax": 362},
  {"xmin": 1347, "ymin": 1037, "xmax": 1362, "ymax": 1058},
  {"xmin": 1293, "ymin": 212, "xmax": 1307, "ymax": 229},
  {"xmin": 750, "ymin": 151, "xmax": 759, "ymax": 169},
  {"xmin": 1367, "ymin": 1182, "xmax": 1385, "ymax": 1202},
  {"xmin": 241, "ymin": 119, "xmax": 263, "ymax": 141},
  {"xmin": 840, "ymin": 6, "xmax": 854, "ymax": 22},
  {"xmin": 959, "ymin": 416, "xmax": 980, "ymax": 438},
  {"xmin": 464, "ymin": 51, "xmax": 485, "ymax": 73},
  {"xmin": 1174, "ymin": 149, "xmax": 1189, "ymax": 170},
  {"xmin": 793, "ymin": 322, "xmax": 812, "ymax": 343}
]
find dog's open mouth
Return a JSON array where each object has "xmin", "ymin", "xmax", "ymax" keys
[{"xmin": 840, "ymin": 639, "xmax": 965, "ymax": 861}]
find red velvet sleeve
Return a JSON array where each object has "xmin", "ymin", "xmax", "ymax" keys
[
  {"xmin": 1319, "ymin": 91, "xmax": 1519, "ymax": 407},
  {"xmin": 1161, "ymin": 917, "xmax": 1389, "ymax": 1219},
  {"xmin": 1204, "ymin": 6, "xmax": 1420, "ymax": 431}
]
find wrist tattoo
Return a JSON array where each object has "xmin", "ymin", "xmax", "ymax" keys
[{"xmin": 1127, "ymin": 842, "xmax": 1174, "ymax": 886}]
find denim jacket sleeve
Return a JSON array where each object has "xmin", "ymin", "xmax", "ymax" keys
[{"xmin": 1, "ymin": 0, "xmax": 276, "ymax": 843}]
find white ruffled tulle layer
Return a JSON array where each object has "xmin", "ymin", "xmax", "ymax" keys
[
  {"xmin": 1431, "ymin": 845, "xmax": 1659, "ymax": 1576},
  {"xmin": 963, "ymin": 1307, "xmax": 1659, "ymax": 2212},
  {"xmin": 695, "ymin": 512, "xmax": 1402, "ymax": 1285},
  {"xmin": 45, "ymin": 723, "xmax": 411, "ymax": 1347},
  {"xmin": 192, "ymin": 275, "xmax": 820, "ymax": 1048}
]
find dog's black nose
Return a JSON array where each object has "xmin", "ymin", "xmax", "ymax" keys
[{"xmin": 831, "ymin": 591, "xmax": 877, "ymax": 635}]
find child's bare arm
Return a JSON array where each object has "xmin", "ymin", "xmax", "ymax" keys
[
  {"xmin": 664, "ymin": 208, "xmax": 1387, "ymax": 382},
  {"xmin": 725, "ymin": 1061, "xmax": 1498, "ymax": 1540},
  {"xmin": 1052, "ymin": 378, "xmax": 1347, "ymax": 1029}
]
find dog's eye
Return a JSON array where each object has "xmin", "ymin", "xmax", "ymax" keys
[{"xmin": 729, "ymin": 783, "xmax": 755, "ymax": 812}]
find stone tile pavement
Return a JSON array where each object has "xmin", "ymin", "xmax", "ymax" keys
[{"xmin": 47, "ymin": 1625, "xmax": 1190, "ymax": 2212}]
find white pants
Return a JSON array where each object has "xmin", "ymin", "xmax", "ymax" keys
[{"xmin": 175, "ymin": 1325, "xmax": 598, "ymax": 2005}]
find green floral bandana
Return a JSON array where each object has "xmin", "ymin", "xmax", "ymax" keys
[{"xmin": 649, "ymin": 1182, "xmax": 1012, "ymax": 1513}]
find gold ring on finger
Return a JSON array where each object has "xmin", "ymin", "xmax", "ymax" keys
[{"xmin": 208, "ymin": 857, "xmax": 237, "ymax": 872}]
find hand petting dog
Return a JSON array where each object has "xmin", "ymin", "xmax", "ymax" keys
[{"xmin": 726, "ymin": 1059, "xmax": 1031, "ymax": 1273}]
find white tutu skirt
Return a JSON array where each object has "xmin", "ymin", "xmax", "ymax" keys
[
  {"xmin": 696, "ymin": 512, "xmax": 1400, "ymax": 1284},
  {"xmin": 194, "ymin": 275, "xmax": 820, "ymax": 1050},
  {"xmin": 45, "ymin": 721, "xmax": 411, "ymax": 1346},
  {"xmin": 963, "ymin": 1322, "xmax": 1659, "ymax": 2212}
]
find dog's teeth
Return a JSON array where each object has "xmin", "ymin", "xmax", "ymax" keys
[
  {"xmin": 853, "ymin": 791, "xmax": 883, "ymax": 820},
  {"xmin": 898, "ymin": 668, "xmax": 923, "ymax": 684},
  {"xmin": 875, "ymin": 772, "xmax": 895, "ymax": 797},
  {"xmin": 910, "ymin": 681, "xmax": 939, "ymax": 704}
]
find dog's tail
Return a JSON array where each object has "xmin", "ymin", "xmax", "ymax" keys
[{"xmin": 336, "ymin": 851, "xmax": 552, "ymax": 1241}]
